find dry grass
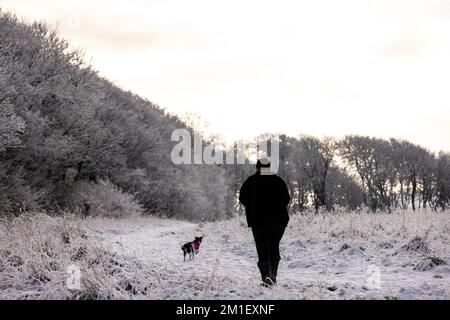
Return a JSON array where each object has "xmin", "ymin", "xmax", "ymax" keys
[
  {"xmin": 0, "ymin": 213, "xmax": 157, "ymax": 300},
  {"xmin": 0, "ymin": 208, "xmax": 448, "ymax": 300}
]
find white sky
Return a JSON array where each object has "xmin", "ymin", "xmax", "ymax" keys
[{"xmin": 1, "ymin": 0, "xmax": 450, "ymax": 152}]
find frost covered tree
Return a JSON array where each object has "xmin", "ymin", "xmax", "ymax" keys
[
  {"xmin": 0, "ymin": 101, "xmax": 25, "ymax": 153},
  {"xmin": 436, "ymin": 152, "xmax": 450, "ymax": 210},
  {"xmin": 297, "ymin": 136, "xmax": 335, "ymax": 211},
  {"xmin": 0, "ymin": 11, "xmax": 235, "ymax": 219},
  {"xmin": 390, "ymin": 139, "xmax": 436, "ymax": 210},
  {"xmin": 338, "ymin": 136, "xmax": 395, "ymax": 212}
]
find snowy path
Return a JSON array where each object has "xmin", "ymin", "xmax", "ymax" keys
[{"xmin": 94, "ymin": 213, "xmax": 450, "ymax": 300}]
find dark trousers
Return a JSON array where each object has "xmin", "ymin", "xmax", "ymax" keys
[{"xmin": 251, "ymin": 225, "xmax": 286, "ymax": 265}]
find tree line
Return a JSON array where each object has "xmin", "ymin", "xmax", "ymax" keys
[
  {"xmin": 251, "ymin": 135, "xmax": 450, "ymax": 213},
  {"xmin": 0, "ymin": 11, "xmax": 232, "ymax": 220},
  {"xmin": 1, "ymin": 11, "xmax": 449, "ymax": 219}
]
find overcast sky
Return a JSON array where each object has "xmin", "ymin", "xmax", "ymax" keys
[{"xmin": 1, "ymin": 0, "xmax": 450, "ymax": 151}]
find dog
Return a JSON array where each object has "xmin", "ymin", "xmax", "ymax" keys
[{"xmin": 181, "ymin": 237, "xmax": 203, "ymax": 261}]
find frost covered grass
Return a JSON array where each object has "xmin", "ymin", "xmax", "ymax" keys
[
  {"xmin": 0, "ymin": 209, "xmax": 449, "ymax": 300},
  {"xmin": 0, "ymin": 213, "xmax": 157, "ymax": 300}
]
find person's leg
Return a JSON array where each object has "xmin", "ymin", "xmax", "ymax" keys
[
  {"xmin": 252, "ymin": 227, "xmax": 272, "ymax": 286},
  {"xmin": 269, "ymin": 226, "xmax": 286, "ymax": 284}
]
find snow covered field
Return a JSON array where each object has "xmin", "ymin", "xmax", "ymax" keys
[
  {"xmin": 1, "ymin": 210, "xmax": 449, "ymax": 300},
  {"xmin": 93, "ymin": 209, "xmax": 450, "ymax": 300}
]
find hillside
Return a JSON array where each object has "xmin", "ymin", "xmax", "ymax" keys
[{"xmin": 0, "ymin": 11, "xmax": 233, "ymax": 220}]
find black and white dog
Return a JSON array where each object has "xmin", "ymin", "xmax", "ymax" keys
[{"xmin": 181, "ymin": 237, "xmax": 203, "ymax": 261}]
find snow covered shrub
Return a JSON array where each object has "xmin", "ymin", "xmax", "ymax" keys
[
  {"xmin": 169, "ymin": 164, "xmax": 229, "ymax": 222},
  {"xmin": 401, "ymin": 237, "xmax": 430, "ymax": 255},
  {"xmin": 414, "ymin": 257, "xmax": 447, "ymax": 272},
  {"xmin": 337, "ymin": 242, "xmax": 366, "ymax": 256},
  {"xmin": 0, "ymin": 164, "xmax": 40, "ymax": 215},
  {"xmin": 69, "ymin": 180, "xmax": 143, "ymax": 218}
]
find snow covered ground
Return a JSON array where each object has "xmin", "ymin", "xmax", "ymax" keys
[{"xmin": 90, "ymin": 210, "xmax": 450, "ymax": 300}]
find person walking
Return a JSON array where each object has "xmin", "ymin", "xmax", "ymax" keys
[{"xmin": 239, "ymin": 158, "xmax": 291, "ymax": 287}]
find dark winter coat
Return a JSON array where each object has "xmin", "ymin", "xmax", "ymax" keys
[{"xmin": 239, "ymin": 172, "xmax": 291, "ymax": 228}]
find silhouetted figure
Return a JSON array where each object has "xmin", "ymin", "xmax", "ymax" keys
[{"xmin": 239, "ymin": 158, "xmax": 291, "ymax": 287}]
